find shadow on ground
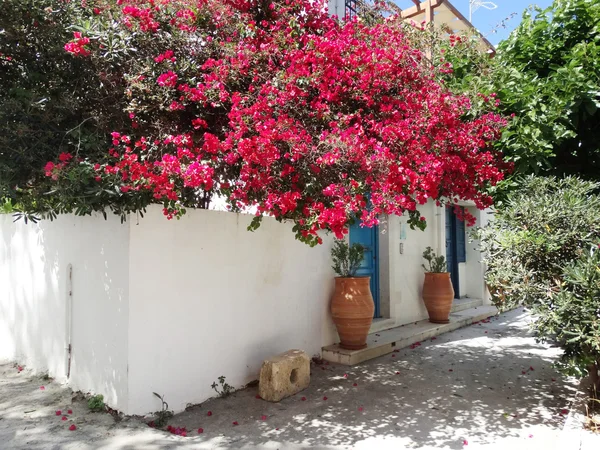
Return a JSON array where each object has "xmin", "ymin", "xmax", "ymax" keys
[{"xmin": 0, "ymin": 308, "xmax": 593, "ymax": 449}]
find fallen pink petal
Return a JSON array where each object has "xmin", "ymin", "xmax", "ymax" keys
[
  {"xmin": 69, "ymin": 424, "xmax": 76, "ymax": 431},
  {"xmin": 207, "ymin": 411, "xmax": 212, "ymax": 416},
  {"xmin": 61, "ymin": 416, "xmax": 67, "ymax": 421},
  {"xmin": 323, "ymin": 396, "xmax": 328, "ymax": 400},
  {"xmin": 463, "ymin": 439, "xmax": 468, "ymax": 446},
  {"xmin": 55, "ymin": 410, "xmax": 61, "ymax": 416},
  {"xmin": 358, "ymin": 407, "xmax": 364, "ymax": 411},
  {"xmin": 232, "ymin": 421, "xmax": 239, "ymax": 426},
  {"xmin": 301, "ymin": 397, "xmax": 307, "ymax": 401},
  {"xmin": 261, "ymin": 415, "xmax": 267, "ymax": 420},
  {"xmin": 198, "ymin": 428, "xmax": 203, "ymax": 434},
  {"xmin": 40, "ymin": 386, "xmax": 45, "ymax": 390},
  {"xmin": 67, "ymin": 409, "xmax": 73, "ymax": 414},
  {"xmin": 353, "ymin": 383, "xmax": 358, "ymax": 387}
]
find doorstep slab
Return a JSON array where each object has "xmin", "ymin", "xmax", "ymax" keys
[
  {"xmin": 451, "ymin": 297, "xmax": 483, "ymax": 313},
  {"xmin": 322, "ymin": 305, "xmax": 498, "ymax": 365}
]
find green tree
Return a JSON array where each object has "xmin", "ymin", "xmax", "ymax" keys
[
  {"xmin": 428, "ymin": 0, "xmax": 600, "ymax": 181},
  {"xmin": 495, "ymin": 0, "xmax": 600, "ymax": 177}
]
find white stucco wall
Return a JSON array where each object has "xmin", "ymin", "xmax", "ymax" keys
[
  {"xmin": 385, "ymin": 202, "xmax": 440, "ymax": 326},
  {"xmin": 381, "ymin": 201, "xmax": 489, "ymax": 327},
  {"xmin": 127, "ymin": 206, "xmax": 337, "ymax": 415},
  {"xmin": 0, "ymin": 213, "xmax": 130, "ymax": 411}
]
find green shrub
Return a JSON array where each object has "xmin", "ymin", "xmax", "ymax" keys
[
  {"xmin": 535, "ymin": 247, "xmax": 600, "ymax": 385},
  {"xmin": 477, "ymin": 175, "xmax": 600, "ymax": 385},
  {"xmin": 87, "ymin": 394, "xmax": 105, "ymax": 412},
  {"xmin": 331, "ymin": 241, "xmax": 365, "ymax": 278}
]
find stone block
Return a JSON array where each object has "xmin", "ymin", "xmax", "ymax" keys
[{"xmin": 258, "ymin": 349, "xmax": 310, "ymax": 402}]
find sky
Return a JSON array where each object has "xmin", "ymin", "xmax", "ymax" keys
[{"xmin": 461, "ymin": 0, "xmax": 554, "ymax": 46}]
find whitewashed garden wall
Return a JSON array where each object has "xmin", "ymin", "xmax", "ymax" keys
[{"xmin": 0, "ymin": 202, "xmax": 488, "ymax": 414}]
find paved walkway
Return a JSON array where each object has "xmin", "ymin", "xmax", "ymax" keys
[{"xmin": 1, "ymin": 308, "xmax": 598, "ymax": 449}]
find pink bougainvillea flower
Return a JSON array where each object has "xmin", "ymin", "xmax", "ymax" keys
[
  {"xmin": 358, "ymin": 407, "xmax": 364, "ymax": 412},
  {"xmin": 301, "ymin": 397, "xmax": 306, "ymax": 401},
  {"xmin": 198, "ymin": 427, "xmax": 203, "ymax": 433},
  {"xmin": 40, "ymin": 386, "xmax": 45, "ymax": 390},
  {"xmin": 17, "ymin": 366, "xmax": 23, "ymax": 372},
  {"xmin": 528, "ymin": 434, "xmax": 534, "ymax": 438},
  {"xmin": 343, "ymin": 373, "xmax": 348, "ymax": 378},
  {"xmin": 68, "ymin": 409, "xmax": 73, "ymax": 414},
  {"xmin": 69, "ymin": 424, "xmax": 77, "ymax": 431},
  {"xmin": 463, "ymin": 439, "xmax": 468, "ymax": 446},
  {"xmin": 261, "ymin": 415, "xmax": 267, "ymax": 420},
  {"xmin": 232, "ymin": 421, "xmax": 239, "ymax": 426},
  {"xmin": 551, "ymin": 378, "xmax": 556, "ymax": 382},
  {"xmin": 529, "ymin": 366, "xmax": 534, "ymax": 371},
  {"xmin": 56, "ymin": 410, "xmax": 61, "ymax": 416},
  {"xmin": 207, "ymin": 411, "xmax": 212, "ymax": 416},
  {"xmin": 560, "ymin": 409, "xmax": 568, "ymax": 415},
  {"xmin": 323, "ymin": 396, "xmax": 328, "ymax": 401},
  {"xmin": 521, "ymin": 371, "xmax": 527, "ymax": 375},
  {"xmin": 62, "ymin": 416, "xmax": 68, "ymax": 421},
  {"xmin": 353, "ymin": 383, "xmax": 358, "ymax": 387},
  {"xmin": 431, "ymin": 337, "xmax": 437, "ymax": 340},
  {"xmin": 396, "ymin": 371, "xmax": 400, "ymax": 375},
  {"xmin": 255, "ymin": 394, "xmax": 261, "ymax": 399}
]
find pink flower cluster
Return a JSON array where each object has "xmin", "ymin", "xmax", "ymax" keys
[{"xmin": 64, "ymin": 32, "xmax": 90, "ymax": 56}]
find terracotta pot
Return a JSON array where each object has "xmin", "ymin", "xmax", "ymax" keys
[
  {"xmin": 422, "ymin": 272, "xmax": 454, "ymax": 324},
  {"xmin": 331, "ymin": 277, "xmax": 374, "ymax": 350}
]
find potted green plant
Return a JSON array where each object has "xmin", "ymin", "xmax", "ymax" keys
[
  {"xmin": 421, "ymin": 246, "xmax": 455, "ymax": 323},
  {"xmin": 330, "ymin": 240, "xmax": 374, "ymax": 350}
]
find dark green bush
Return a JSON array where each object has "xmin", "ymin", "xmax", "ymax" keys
[
  {"xmin": 478, "ymin": 175, "xmax": 600, "ymax": 384},
  {"xmin": 537, "ymin": 248, "xmax": 600, "ymax": 386},
  {"xmin": 0, "ymin": 0, "xmax": 128, "ymax": 208}
]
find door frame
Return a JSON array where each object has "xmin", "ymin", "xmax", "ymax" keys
[{"xmin": 349, "ymin": 223, "xmax": 381, "ymax": 318}]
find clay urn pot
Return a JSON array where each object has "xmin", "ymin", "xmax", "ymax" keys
[
  {"xmin": 331, "ymin": 277, "xmax": 374, "ymax": 350},
  {"xmin": 422, "ymin": 272, "xmax": 454, "ymax": 324}
]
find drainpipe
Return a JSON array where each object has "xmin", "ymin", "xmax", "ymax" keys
[{"xmin": 65, "ymin": 264, "xmax": 73, "ymax": 379}]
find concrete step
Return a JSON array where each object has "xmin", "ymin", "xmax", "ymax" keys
[
  {"xmin": 368, "ymin": 298, "xmax": 484, "ymax": 335},
  {"xmin": 322, "ymin": 305, "xmax": 498, "ymax": 365},
  {"xmin": 451, "ymin": 297, "xmax": 483, "ymax": 313}
]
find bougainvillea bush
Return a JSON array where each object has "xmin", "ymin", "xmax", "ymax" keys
[{"xmin": 6, "ymin": 0, "xmax": 508, "ymax": 244}]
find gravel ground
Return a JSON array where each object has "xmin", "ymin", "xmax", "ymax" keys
[{"xmin": 1, "ymin": 308, "xmax": 599, "ymax": 449}]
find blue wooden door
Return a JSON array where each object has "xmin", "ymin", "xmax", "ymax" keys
[
  {"xmin": 349, "ymin": 222, "xmax": 380, "ymax": 318},
  {"xmin": 445, "ymin": 207, "xmax": 464, "ymax": 298}
]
